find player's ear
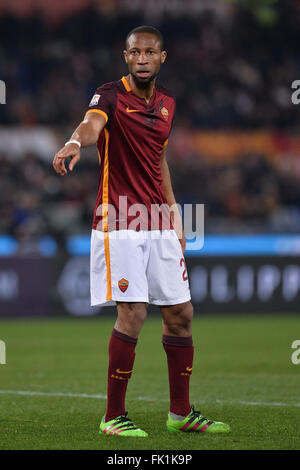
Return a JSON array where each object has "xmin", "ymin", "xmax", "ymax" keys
[
  {"xmin": 123, "ymin": 50, "xmax": 128, "ymax": 63},
  {"xmin": 161, "ymin": 50, "xmax": 167, "ymax": 64}
]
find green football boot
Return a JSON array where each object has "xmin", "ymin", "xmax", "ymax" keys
[
  {"xmin": 167, "ymin": 406, "xmax": 230, "ymax": 434},
  {"xmin": 99, "ymin": 412, "xmax": 148, "ymax": 437}
]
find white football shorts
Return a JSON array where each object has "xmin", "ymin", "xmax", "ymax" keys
[{"xmin": 90, "ymin": 229, "xmax": 191, "ymax": 307}]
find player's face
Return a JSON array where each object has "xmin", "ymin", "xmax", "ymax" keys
[{"xmin": 123, "ymin": 33, "xmax": 167, "ymax": 87}]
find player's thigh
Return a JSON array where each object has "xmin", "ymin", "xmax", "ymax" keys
[
  {"xmin": 91, "ymin": 229, "xmax": 150, "ymax": 304},
  {"xmin": 147, "ymin": 230, "xmax": 191, "ymax": 305}
]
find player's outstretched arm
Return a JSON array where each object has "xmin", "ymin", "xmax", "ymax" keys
[{"xmin": 53, "ymin": 112, "xmax": 106, "ymax": 175}]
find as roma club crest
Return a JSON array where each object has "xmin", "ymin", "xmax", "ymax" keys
[
  {"xmin": 160, "ymin": 106, "xmax": 169, "ymax": 121},
  {"xmin": 118, "ymin": 278, "xmax": 129, "ymax": 293}
]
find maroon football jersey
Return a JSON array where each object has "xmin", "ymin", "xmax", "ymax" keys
[{"xmin": 85, "ymin": 76, "xmax": 176, "ymax": 231}]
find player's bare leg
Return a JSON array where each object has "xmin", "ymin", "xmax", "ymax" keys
[
  {"xmin": 115, "ymin": 301, "xmax": 148, "ymax": 338},
  {"xmin": 161, "ymin": 301, "xmax": 230, "ymax": 433},
  {"xmin": 161, "ymin": 301, "xmax": 193, "ymax": 337},
  {"xmin": 99, "ymin": 302, "xmax": 148, "ymax": 437}
]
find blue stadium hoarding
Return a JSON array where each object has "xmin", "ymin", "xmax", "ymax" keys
[
  {"xmin": 65, "ymin": 234, "xmax": 300, "ymax": 257},
  {"xmin": 2, "ymin": 234, "xmax": 300, "ymax": 258},
  {"xmin": 1, "ymin": 234, "xmax": 300, "ymax": 316},
  {"xmin": 0, "ymin": 254, "xmax": 300, "ymax": 317}
]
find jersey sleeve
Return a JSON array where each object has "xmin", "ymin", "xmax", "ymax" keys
[
  {"xmin": 163, "ymin": 97, "xmax": 176, "ymax": 148},
  {"xmin": 85, "ymin": 83, "xmax": 116, "ymax": 124}
]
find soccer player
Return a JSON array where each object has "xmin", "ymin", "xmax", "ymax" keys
[{"xmin": 53, "ymin": 26, "xmax": 230, "ymax": 437}]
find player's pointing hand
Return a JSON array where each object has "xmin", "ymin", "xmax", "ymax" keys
[{"xmin": 53, "ymin": 142, "xmax": 81, "ymax": 175}]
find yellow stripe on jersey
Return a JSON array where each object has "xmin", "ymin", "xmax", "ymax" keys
[
  {"xmin": 85, "ymin": 108, "xmax": 108, "ymax": 123},
  {"xmin": 102, "ymin": 128, "xmax": 112, "ymax": 300},
  {"xmin": 102, "ymin": 128, "xmax": 109, "ymax": 229},
  {"xmin": 163, "ymin": 139, "xmax": 169, "ymax": 147},
  {"xmin": 121, "ymin": 76, "xmax": 131, "ymax": 92},
  {"xmin": 104, "ymin": 231, "xmax": 112, "ymax": 301}
]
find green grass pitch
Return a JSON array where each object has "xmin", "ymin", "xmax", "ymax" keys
[{"xmin": 0, "ymin": 314, "xmax": 299, "ymax": 450}]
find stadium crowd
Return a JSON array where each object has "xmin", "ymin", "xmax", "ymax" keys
[
  {"xmin": 1, "ymin": 148, "xmax": 300, "ymax": 248},
  {"xmin": 1, "ymin": 1, "xmax": 300, "ymax": 247},
  {"xmin": 0, "ymin": 1, "xmax": 299, "ymax": 130}
]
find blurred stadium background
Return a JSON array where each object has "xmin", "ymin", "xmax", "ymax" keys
[{"xmin": 1, "ymin": 0, "xmax": 300, "ymax": 318}]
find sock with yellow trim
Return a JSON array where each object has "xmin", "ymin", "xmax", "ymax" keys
[
  {"xmin": 105, "ymin": 328, "xmax": 137, "ymax": 422},
  {"xmin": 162, "ymin": 335, "xmax": 194, "ymax": 417}
]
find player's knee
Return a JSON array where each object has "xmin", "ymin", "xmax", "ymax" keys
[
  {"xmin": 183, "ymin": 301, "xmax": 194, "ymax": 323},
  {"xmin": 163, "ymin": 301, "xmax": 194, "ymax": 335},
  {"xmin": 179, "ymin": 302, "xmax": 194, "ymax": 331},
  {"xmin": 116, "ymin": 302, "xmax": 147, "ymax": 335}
]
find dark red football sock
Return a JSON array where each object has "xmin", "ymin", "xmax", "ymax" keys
[
  {"xmin": 162, "ymin": 335, "xmax": 194, "ymax": 417},
  {"xmin": 105, "ymin": 328, "xmax": 137, "ymax": 422}
]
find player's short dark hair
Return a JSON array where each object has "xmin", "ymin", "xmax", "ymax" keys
[{"xmin": 125, "ymin": 26, "xmax": 164, "ymax": 50}]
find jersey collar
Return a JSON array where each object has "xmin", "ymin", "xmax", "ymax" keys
[
  {"xmin": 121, "ymin": 76, "xmax": 131, "ymax": 92},
  {"xmin": 121, "ymin": 75, "xmax": 157, "ymax": 104}
]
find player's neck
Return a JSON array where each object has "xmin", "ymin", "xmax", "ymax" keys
[{"xmin": 127, "ymin": 74, "xmax": 156, "ymax": 103}]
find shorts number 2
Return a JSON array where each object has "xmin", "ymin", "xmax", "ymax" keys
[{"xmin": 180, "ymin": 258, "xmax": 188, "ymax": 281}]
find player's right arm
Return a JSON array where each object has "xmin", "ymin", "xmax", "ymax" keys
[{"xmin": 53, "ymin": 112, "xmax": 106, "ymax": 175}]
